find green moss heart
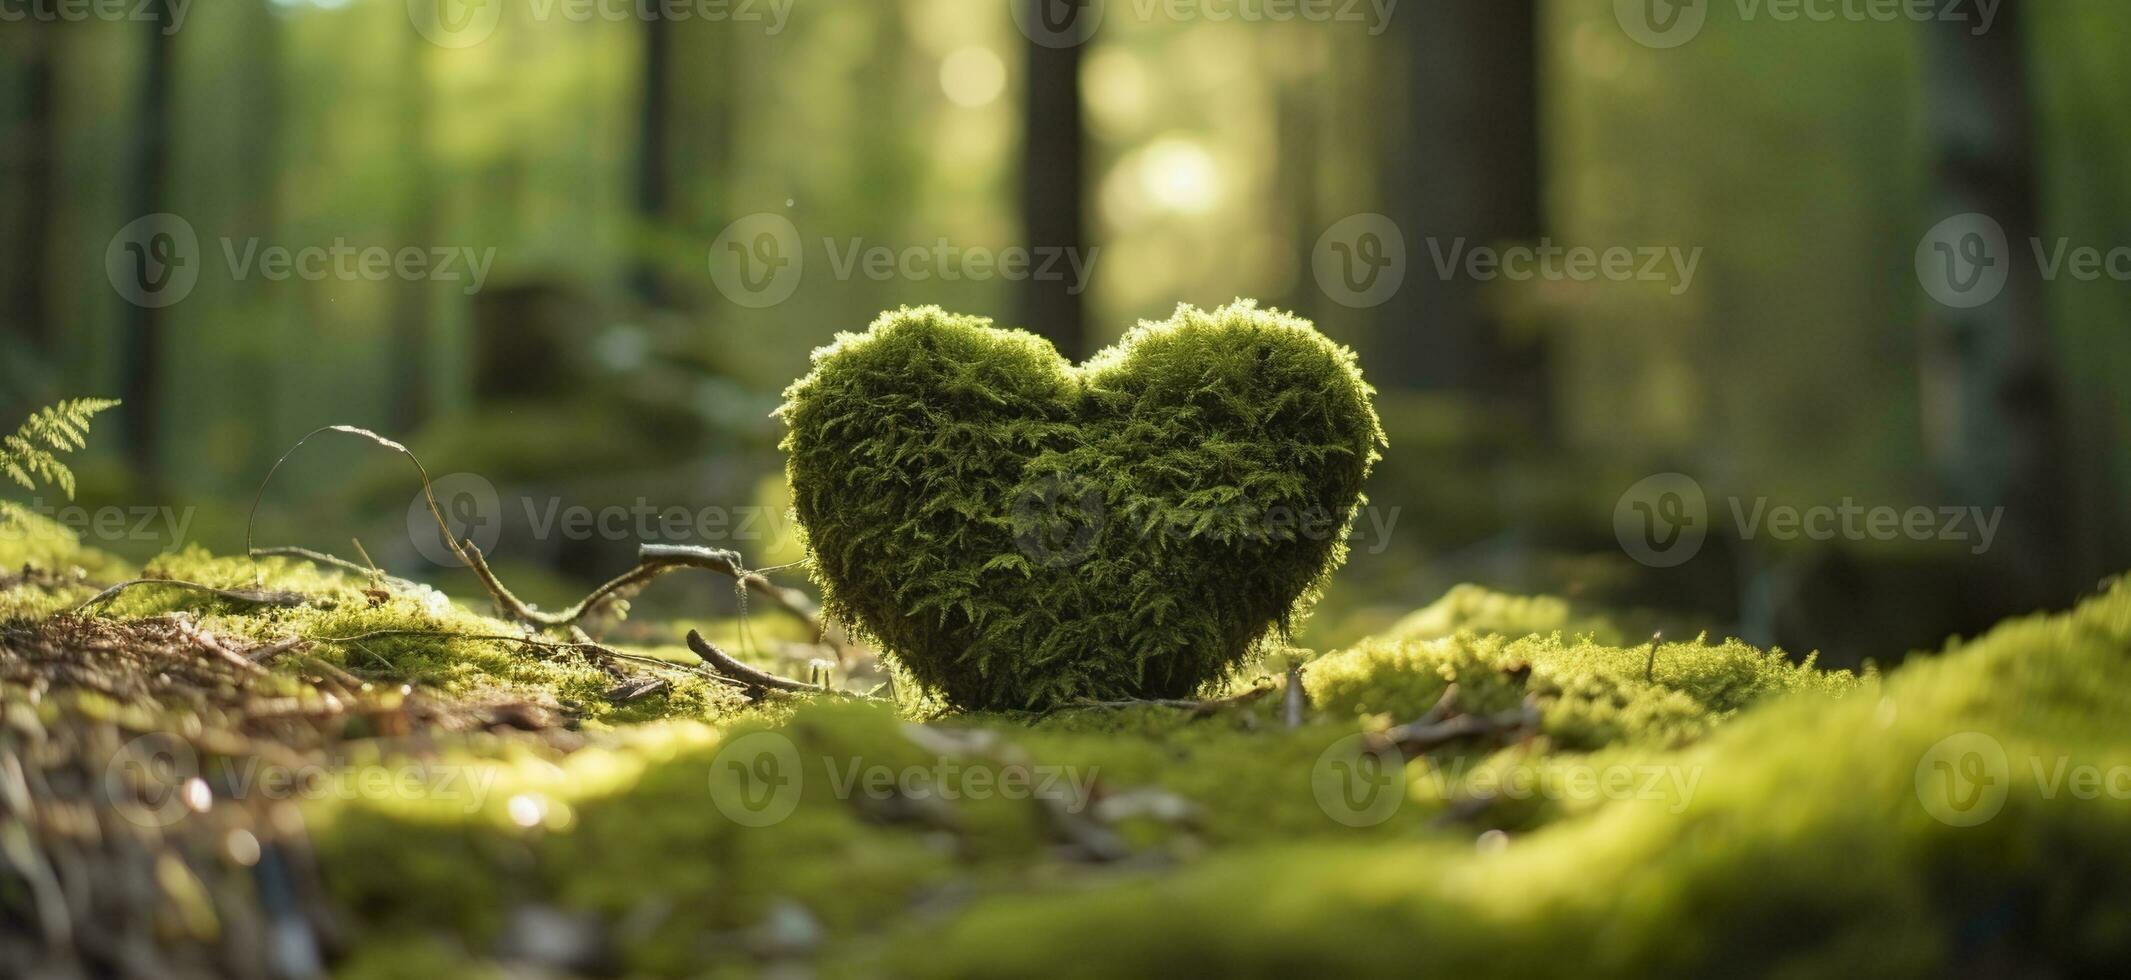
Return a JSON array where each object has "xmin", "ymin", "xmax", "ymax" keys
[{"xmin": 779, "ymin": 301, "xmax": 1384, "ymax": 710}]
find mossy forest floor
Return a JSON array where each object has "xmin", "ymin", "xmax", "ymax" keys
[{"xmin": 3, "ymin": 510, "xmax": 2129, "ymax": 977}]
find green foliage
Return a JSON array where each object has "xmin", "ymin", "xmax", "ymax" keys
[
  {"xmin": 0, "ymin": 398, "xmax": 120, "ymax": 502},
  {"xmin": 289, "ymin": 579, "xmax": 2131, "ymax": 976},
  {"xmin": 0, "ymin": 509, "xmax": 137, "ymax": 619},
  {"xmin": 885, "ymin": 579, "xmax": 2131, "ymax": 977},
  {"xmin": 1308, "ymin": 625, "xmax": 1862, "ymax": 749},
  {"xmin": 778, "ymin": 301, "xmax": 1385, "ymax": 710},
  {"xmin": 72, "ymin": 544, "xmax": 747, "ymax": 727},
  {"xmin": 1382, "ymin": 583, "xmax": 1630, "ymax": 645}
]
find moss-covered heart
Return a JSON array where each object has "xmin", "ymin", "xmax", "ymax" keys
[{"xmin": 779, "ymin": 301, "xmax": 1383, "ymax": 710}]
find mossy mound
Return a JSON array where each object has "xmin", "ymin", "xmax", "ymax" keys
[
  {"xmin": 0, "ymin": 509, "xmax": 135, "ymax": 618},
  {"xmin": 886, "ymin": 579, "xmax": 2131, "ymax": 977},
  {"xmin": 11, "ymin": 515, "xmax": 2129, "ymax": 976},
  {"xmin": 1307, "ymin": 627, "xmax": 1860, "ymax": 748},
  {"xmin": 296, "ymin": 581, "xmax": 2130, "ymax": 976},
  {"xmin": 779, "ymin": 301, "xmax": 1384, "ymax": 710},
  {"xmin": 1381, "ymin": 583, "xmax": 1629, "ymax": 644}
]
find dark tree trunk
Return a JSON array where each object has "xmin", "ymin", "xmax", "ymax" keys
[
  {"xmin": 1018, "ymin": 0, "xmax": 1088, "ymax": 359},
  {"xmin": 10, "ymin": 4, "xmax": 59, "ymax": 352},
  {"xmin": 391, "ymin": 22, "xmax": 434, "ymax": 431},
  {"xmin": 1382, "ymin": 0, "xmax": 1548, "ymax": 428},
  {"xmin": 634, "ymin": 18, "xmax": 675, "ymax": 308},
  {"xmin": 120, "ymin": 1, "xmax": 176, "ymax": 478},
  {"xmin": 1918, "ymin": 0, "xmax": 2071, "ymax": 609}
]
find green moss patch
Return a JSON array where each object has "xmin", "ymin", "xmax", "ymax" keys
[{"xmin": 883, "ymin": 579, "xmax": 2131, "ymax": 977}]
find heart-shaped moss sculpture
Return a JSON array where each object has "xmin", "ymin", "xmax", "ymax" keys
[{"xmin": 779, "ymin": 301, "xmax": 1384, "ymax": 710}]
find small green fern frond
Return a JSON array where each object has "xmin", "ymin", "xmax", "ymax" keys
[{"xmin": 0, "ymin": 398, "xmax": 121, "ymax": 501}]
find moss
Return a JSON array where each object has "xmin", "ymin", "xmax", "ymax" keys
[
  {"xmin": 309, "ymin": 703, "xmax": 1070, "ymax": 973},
  {"xmin": 779, "ymin": 301, "xmax": 1385, "ymax": 710},
  {"xmin": 1307, "ymin": 627, "xmax": 1860, "ymax": 749},
  {"xmin": 0, "ymin": 509, "xmax": 135, "ymax": 618},
  {"xmin": 281, "ymin": 580, "xmax": 2131, "ymax": 975},
  {"xmin": 1383, "ymin": 583, "xmax": 1629, "ymax": 644},
  {"xmin": 879, "ymin": 579, "xmax": 2131, "ymax": 977},
  {"xmin": 49, "ymin": 544, "xmax": 751, "ymax": 727}
]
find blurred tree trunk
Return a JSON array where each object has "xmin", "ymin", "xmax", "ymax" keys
[
  {"xmin": 6, "ymin": 4, "xmax": 59, "ymax": 353},
  {"xmin": 120, "ymin": 0, "xmax": 177, "ymax": 478},
  {"xmin": 634, "ymin": 18, "xmax": 674, "ymax": 307},
  {"xmin": 1919, "ymin": 0, "xmax": 2072, "ymax": 609},
  {"xmin": 391, "ymin": 23, "xmax": 435, "ymax": 431},
  {"xmin": 1382, "ymin": 0, "xmax": 1548, "ymax": 431},
  {"xmin": 1018, "ymin": 0, "xmax": 1088, "ymax": 359}
]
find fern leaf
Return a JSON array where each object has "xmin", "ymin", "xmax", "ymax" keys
[{"xmin": 0, "ymin": 398, "xmax": 120, "ymax": 502}]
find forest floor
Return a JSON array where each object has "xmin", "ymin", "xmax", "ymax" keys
[{"xmin": 2, "ymin": 509, "xmax": 2129, "ymax": 977}]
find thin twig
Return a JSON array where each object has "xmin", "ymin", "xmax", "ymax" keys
[
  {"xmin": 171, "ymin": 616, "xmax": 270, "ymax": 676},
  {"xmin": 247, "ymin": 426, "xmax": 858, "ymax": 665},
  {"xmin": 1372, "ymin": 685, "xmax": 1541, "ymax": 756},
  {"xmin": 75, "ymin": 578, "xmax": 313, "ymax": 614},
  {"xmin": 686, "ymin": 630, "xmax": 836, "ymax": 699},
  {"xmin": 244, "ymin": 636, "xmax": 311, "ymax": 664}
]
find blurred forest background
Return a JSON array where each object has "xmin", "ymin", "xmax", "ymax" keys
[{"xmin": 2, "ymin": 0, "xmax": 2128, "ymax": 669}]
